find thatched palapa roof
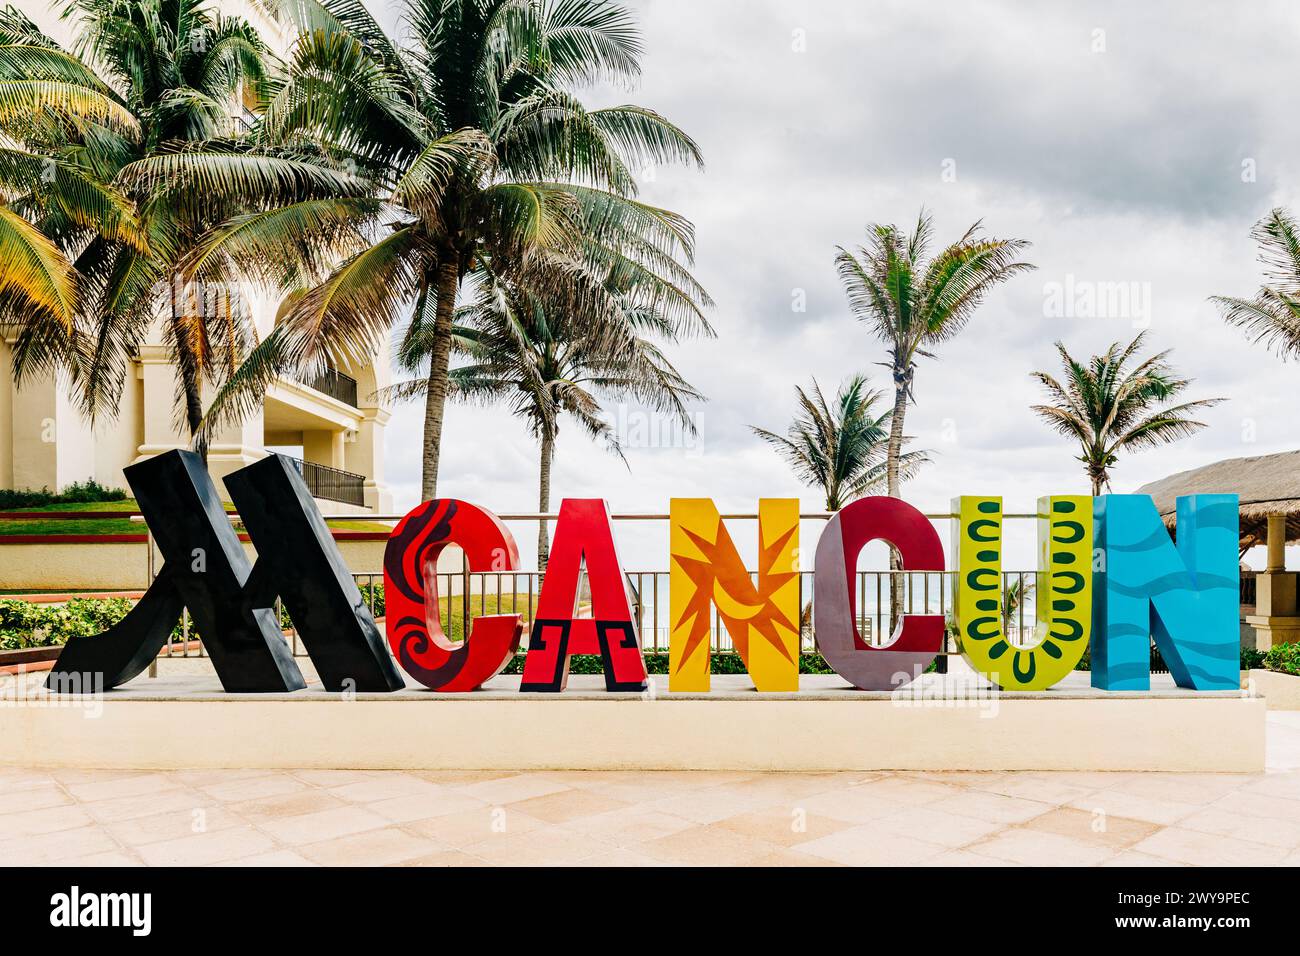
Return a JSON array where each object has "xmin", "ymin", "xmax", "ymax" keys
[{"xmin": 1135, "ymin": 450, "xmax": 1300, "ymax": 549}]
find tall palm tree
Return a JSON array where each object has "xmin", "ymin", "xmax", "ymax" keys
[
  {"xmin": 750, "ymin": 374, "xmax": 927, "ymax": 511},
  {"xmin": 0, "ymin": 0, "xmax": 344, "ymax": 450},
  {"xmin": 391, "ymin": 269, "xmax": 705, "ymax": 567},
  {"xmin": 836, "ymin": 210, "xmax": 1030, "ymax": 618},
  {"xmin": 835, "ymin": 210, "xmax": 1034, "ymax": 499},
  {"xmin": 189, "ymin": 0, "xmax": 706, "ymax": 498},
  {"xmin": 1212, "ymin": 207, "xmax": 1300, "ymax": 358},
  {"xmin": 1030, "ymin": 334, "xmax": 1223, "ymax": 495}
]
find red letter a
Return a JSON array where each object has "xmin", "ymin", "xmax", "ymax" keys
[{"xmin": 519, "ymin": 499, "xmax": 648, "ymax": 692}]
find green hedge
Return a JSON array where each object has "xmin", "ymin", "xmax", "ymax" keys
[
  {"xmin": 1264, "ymin": 642, "xmax": 1300, "ymax": 676},
  {"xmin": 0, "ymin": 480, "xmax": 127, "ymax": 510}
]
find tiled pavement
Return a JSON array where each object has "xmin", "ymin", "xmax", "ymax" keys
[{"xmin": 2, "ymin": 712, "xmax": 1298, "ymax": 867}]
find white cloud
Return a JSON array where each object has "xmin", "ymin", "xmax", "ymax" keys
[{"xmin": 375, "ymin": 0, "xmax": 1300, "ymax": 570}]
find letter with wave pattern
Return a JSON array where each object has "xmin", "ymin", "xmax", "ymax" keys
[
  {"xmin": 1092, "ymin": 494, "xmax": 1239, "ymax": 691},
  {"xmin": 951, "ymin": 496, "xmax": 1092, "ymax": 690},
  {"xmin": 812, "ymin": 496, "xmax": 944, "ymax": 690},
  {"xmin": 519, "ymin": 499, "xmax": 648, "ymax": 692},
  {"xmin": 669, "ymin": 498, "xmax": 799, "ymax": 692},
  {"xmin": 383, "ymin": 500, "xmax": 523, "ymax": 691}
]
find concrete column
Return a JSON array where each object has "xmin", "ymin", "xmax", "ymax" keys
[{"xmin": 1267, "ymin": 513, "xmax": 1287, "ymax": 572}]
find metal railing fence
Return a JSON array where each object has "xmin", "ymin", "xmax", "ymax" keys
[{"xmin": 146, "ymin": 510, "xmax": 1052, "ymax": 663}]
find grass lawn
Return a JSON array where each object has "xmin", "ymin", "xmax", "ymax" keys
[
  {"xmin": 0, "ymin": 498, "xmax": 393, "ymax": 536},
  {"xmin": 433, "ymin": 593, "xmax": 538, "ymax": 643}
]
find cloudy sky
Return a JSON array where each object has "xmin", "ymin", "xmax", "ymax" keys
[{"xmin": 372, "ymin": 0, "xmax": 1300, "ymax": 569}]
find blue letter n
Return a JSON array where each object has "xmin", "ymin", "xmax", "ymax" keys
[{"xmin": 1092, "ymin": 494, "xmax": 1239, "ymax": 691}]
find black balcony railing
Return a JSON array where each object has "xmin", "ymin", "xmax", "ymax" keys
[
  {"xmin": 304, "ymin": 367, "xmax": 359, "ymax": 407},
  {"xmin": 285, "ymin": 456, "xmax": 366, "ymax": 507}
]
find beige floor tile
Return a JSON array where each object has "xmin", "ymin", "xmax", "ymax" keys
[
  {"xmin": 793, "ymin": 825, "xmax": 946, "ymax": 865},
  {"xmin": 645, "ymin": 788, "xmax": 772, "ymax": 824},
  {"xmin": 945, "ymin": 773, "xmax": 1100, "ymax": 806},
  {"xmin": 0, "ymin": 768, "xmax": 59, "ymax": 793},
  {"xmin": 106, "ymin": 806, "xmax": 244, "ymax": 847},
  {"xmin": 572, "ymin": 846, "xmax": 673, "ymax": 867},
  {"xmin": 256, "ymin": 805, "xmax": 389, "ymax": 845},
  {"xmin": 199, "ymin": 774, "xmax": 310, "ymax": 803},
  {"xmin": 1106, "ymin": 773, "xmax": 1252, "ymax": 805},
  {"xmin": 638, "ymin": 823, "xmax": 781, "ymax": 866},
  {"xmin": 415, "ymin": 770, "xmax": 520, "ymax": 786},
  {"xmin": 134, "ymin": 825, "xmax": 277, "ymax": 866},
  {"xmin": 1020, "ymin": 807, "xmax": 1159, "ymax": 849},
  {"xmin": 77, "ymin": 850, "xmax": 144, "ymax": 866},
  {"xmin": 506, "ymin": 788, "xmax": 631, "ymax": 824},
  {"xmin": 558, "ymin": 806, "xmax": 696, "ymax": 847},
  {"xmin": 0, "ymin": 784, "xmax": 71, "ymax": 815},
  {"xmin": 1210, "ymin": 788, "xmax": 1300, "ymax": 821},
  {"xmin": 327, "ymin": 775, "xmax": 449, "ymax": 804},
  {"xmin": 0, "ymin": 803, "xmax": 94, "ymax": 838},
  {"xmin": 2, "ymin": 825, "xmax": 121, "ymax": 864},
  {"xmin": 1067, "ymin": 789, "xmax": 1201, "ymax": 826},
  {"xmin": 66, "ymin": 773, "xmax": 181, "ymax": 803},
  {"xmin": 715, "ymin": 806, "xmax": 852, "ymax": 847},
  {"xmin": 1133, "ymin": 826, "xmax": 1291, "ymax": 866},
  {"xmin": 367, "ymin": 791, "xmax": 489, "ymax": 823},
  {"xmin": 172, "ymin": 768, "xmax": 276, "ymax": 788},
  {"xmin": 290, "ymin": 769, "xmax": 385, "ymax": 787},
  {"xmin": 464, "ymin": 826, "xmax": 616, "ymax": 866},
  {"xmin": 749, "ymin": 849, "xmax": 847, "ymax": 866},
  {"xmin": 401, "ymin": 849, "xmax": 491, "ymax": 866},
  {"xmin": 924, "ymin": 850, "xmax": 1017, "ymax": 866},
  {"xmin": 80, "ymin": 786, "xmax": 210, "ymax": 824},
  {"xmin": 455, "ymin": 773, "xmax": 573, "ymax": 805},
  {"xmin": 47, "ymin": 768, "xmax": 150, "ymax": 786},
  {"xmin": 217, "ymin": 850, "xmax": 317, "ymax": 866},
  {"xmin": 927, "ymin": 791, "xmax": 1053, "ymax": 825},
  {"xmin": 1179, "ymin": 807, "xmax": 1300, "ymax": 848},
  {"xmin": 850, "ymin": 776, "xmax": 963, "ymax": 806},
  {"xmin": 1240, "ymin": 772, "xmax": 1300, "ymax": 801},
  {"xmin": 297, "ymin": 826, "xmax": 445, "ymax": 866},
  {"xmin": 793, "ymin": 788, "xmax": 903, "ymax": 824},
  {"xmin": 228, "ymin": 789, "xmax": 349, "ymax": 820},
  {"xmin": 1100, "ymin": 850, "xmax": 1183, "ymax": 867},
  {"xmin": 405, "ymin": 805, "xmax": 546, "ymax": 848},
  {"xmin": 967, "ymin": 829, "xmax": 1115, "ymax": 866},
  {"xmin": 870, "ymin": 805, "xmax": 1007, "ymax": 848}
]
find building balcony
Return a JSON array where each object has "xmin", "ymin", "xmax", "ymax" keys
[
  {"xmin": 284, "ymin": 456, "xmax": 366, "ymax": 507},
  {"xmin": 304, "ymin": 368, "xmax": 358, "ymax": 408}
]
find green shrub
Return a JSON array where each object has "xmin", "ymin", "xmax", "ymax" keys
[
  {"xmin": 1264, "ymin": 642, "xmax": 1300, "ymax": 676},
  {"xmin": 0, "ymin": 480, "xmax": 128, "ymax": 509},
  {"xmin": 0, "ymin": 597, "xmax": 133, "ymax": 650}
]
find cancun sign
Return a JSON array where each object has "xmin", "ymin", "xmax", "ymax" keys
[{"xmin": 47, "ymin": 450, "xmax": 1240, "ymax": 697}]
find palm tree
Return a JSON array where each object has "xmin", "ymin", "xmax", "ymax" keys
[
  {"xmin": 750, "ymin": 374, "xmax": 928, "ymax": 511},
  {"xmin": 391, "ymin": 270, "xmax": 706, "ymax": 567},
  {"xmin": 0, "ymin": 0, "xmax": 343, "ymax": 450},
  {"xmin": 835, "ymin": 210, "xmax": 1034, "ymax": 499},
  {"xmin": 190, "ymin": 0, "xmax": 706, "ymax": 498},
  {"xmin": 1030, "ymin": 334, "xmax": 1223, "ymax": 495},
  {"xmin": 1212, "ymin": 207, "xmax": 1300, "ymax": 358}
]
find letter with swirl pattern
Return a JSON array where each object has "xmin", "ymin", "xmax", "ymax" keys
[
  {"xmin": 383, "ymin": 500, "xmax": 523, "ymax": 691},
  {"xmin": 951, "ymin": 496, "xmax": 1093, "ymax": 690},
  {"xmin": 1091, "ymin": 494, "xmax": 1239, "ymax": 691},
  {"xmin": 669, "ymin": 498, "xmax": 800, "ymax": 692}
]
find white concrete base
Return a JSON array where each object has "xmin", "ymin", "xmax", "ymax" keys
[
  {"xmin": 0, "ymin": 672, "xmax": 1266, "ymax": 772},
  {"xmin": 1247, "ymin": 669, "xmax": 1300, "ymax": 710}
]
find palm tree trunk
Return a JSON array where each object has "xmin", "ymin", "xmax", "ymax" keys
[
  {"xmin": 170, "ymin": 280, "xmax": 207, "ymax": 463},
  {"xmin": 886, "ymin": 366, "xmax": 910, "ymax": 626},
  {"xmin": 420, "ymin": 259, "xmax": 459, "ymax": 501},
  {"xmin": 537, "ymin": 430, "xmax": 554, "ymax": 570}
]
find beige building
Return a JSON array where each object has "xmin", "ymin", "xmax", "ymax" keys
[{"xmin": 0, "ymin": 0, "xmax": 393, "ymax": 513}]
